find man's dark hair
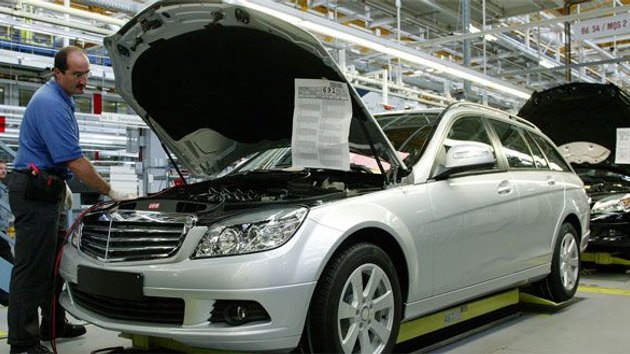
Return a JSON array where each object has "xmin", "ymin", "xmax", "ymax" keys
[{"xmin": 54, "ymin": 46, "xmax": 86, "ymax": 72}]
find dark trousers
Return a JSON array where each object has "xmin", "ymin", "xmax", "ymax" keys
[{"xmin": 7, "ymin": 172, "xmax": 66, "ymax": 348}]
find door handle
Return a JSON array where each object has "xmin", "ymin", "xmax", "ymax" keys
[
  {"xmin": 546, "ymin": 176, "xmax": 556, "ymax": 186},
  {"xmin": 497, "ymin": 180, "xmax": 512, "ymax": 195}
]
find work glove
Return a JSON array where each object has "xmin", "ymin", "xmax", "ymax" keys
[
  {"xmin": 107, "ymin": 188, "xmax": 135, "ymax": 201},
  {"xmin": 64, "ymin": 183, "xmax": 73, "ymax": 209}
]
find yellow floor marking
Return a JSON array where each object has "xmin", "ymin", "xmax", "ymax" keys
[
  {"xmin": 519, "ymin": 292, "xmax": 560, "ymax": 306},
  {"xmin": 397, "ymin": 289, "xmax": 518, "ymax": 343},
  {"xmin": 0, "ymin": 330, "xmax": 6, "ymax": 339},
  {"xmin": 578, "ymin": 285, "xmax": 630, "ymax": 296}
]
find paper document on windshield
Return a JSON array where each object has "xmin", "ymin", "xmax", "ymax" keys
[
  {"xmin": 616, "ymin": 128, "xmax": 630, "ymax": 164},
  {"xmin": 292, "ymin": 79, "xmax": 352, "ymax": 171}
]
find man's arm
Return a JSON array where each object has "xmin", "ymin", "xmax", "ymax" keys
[{"xmin": 66, "ymin": 156, "xmax": 110, "ymax": 195}]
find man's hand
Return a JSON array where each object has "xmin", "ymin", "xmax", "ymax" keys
[
  {"xmin": 107, "ymin": 188, "xmax": 135, "ymax": 201},
  {"xmin": 64, "ymin": 183, "xmax": 73, "ymax": 209}
]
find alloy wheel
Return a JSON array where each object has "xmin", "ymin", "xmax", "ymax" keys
[
  {"xmin": 337, "ymin": 263, "xmax": 395, "ymax": 354},
  {"xmin": 559, "ymin": 233, "xmax": 579, "ymax": 290}
]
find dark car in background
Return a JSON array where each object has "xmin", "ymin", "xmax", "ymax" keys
[{"xmin": 519, "ymin": 83, "xmax": 630, "ymax": 259}]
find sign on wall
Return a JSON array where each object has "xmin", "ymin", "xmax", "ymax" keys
[{"xmin": 575, "ymin": 13, "xmax": 630, "ymax": 40}]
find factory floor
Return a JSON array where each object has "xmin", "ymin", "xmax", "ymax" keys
[
  {"xmin": 432, "ymin": 265, "xmax": 630, "ymax": 353},
  {"xmin": 2, "ymin": 265, "xmax": 629, "ymax": 353}
]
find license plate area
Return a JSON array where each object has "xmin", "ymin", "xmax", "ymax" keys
[{"xmin": 77, "ymin": 266, "xmax": 144, "ymax": 301}]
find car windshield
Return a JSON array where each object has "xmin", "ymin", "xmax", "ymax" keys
[
  {"xmin": 231, "ymin": 147, "xmax": 395, "ymax": 174},
  {"xmin": 227, "ymin": 111, "xmax": 440, "ymax": 175}
]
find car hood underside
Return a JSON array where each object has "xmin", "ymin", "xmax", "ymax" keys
[{"xmin": 104, "ymin": 1, "xmax": 402, "ymax": 176}]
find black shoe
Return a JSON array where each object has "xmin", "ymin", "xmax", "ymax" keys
[
  {"xmin": 9, "ymin": 343, "xmax": 52, "ymax": 353},
  {"xmin": 40, "ymin": 320, "xmax": 87, "ymax": 341}
]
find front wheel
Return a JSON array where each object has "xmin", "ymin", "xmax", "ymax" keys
[
  {"xmin": 305, "ymin": 243, "xmax": 402, "ymax": 354},
  {"xmin": 536, "ymin": 222, "xmax": 580, "ymax": 302}
]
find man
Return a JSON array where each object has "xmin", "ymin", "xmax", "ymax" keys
[
  {"xmin": 0, "ymin": 160, "xmax": 13, "ymax": 307},
  {"xmin": 7, "ymin": 46, "xmax": 129, "ymax": 354}
]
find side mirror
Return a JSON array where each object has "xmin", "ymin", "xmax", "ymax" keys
[{"xmin": 434, "ymin": 144, "xmax": 495, "ymax": 180}]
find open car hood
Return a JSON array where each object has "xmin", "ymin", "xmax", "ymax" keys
[
  {"xmin": 518, "ymin": 83, "xmax": 630, "ymax": 169},
  {"xmin": 104, "ymin": 0, "xmax": 404, "ymax": 176}
]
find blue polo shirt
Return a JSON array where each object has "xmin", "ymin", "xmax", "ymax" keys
[{"xmin": 14, "ymin": 79, "xmax": 83, "ymax": 176}]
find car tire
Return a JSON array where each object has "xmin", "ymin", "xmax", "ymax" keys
[
  {"xmin": 536, "ymin": 222, "xmax": 580, "ymax": 302},
  {"xmin": 304, "ymin": 242, "xmax": 402, "ymax": 354}
]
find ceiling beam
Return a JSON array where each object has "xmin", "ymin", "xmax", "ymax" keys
[{"xmin": 413, "ymin": 4, "xmax": 630, "ymax": 47}]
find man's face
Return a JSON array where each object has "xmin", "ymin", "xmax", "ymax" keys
[
  {"xmin": 54, "ymin": 51, "xmax": 90, "ymax": 96},
  {"xmin": 0, "ymin": 164, "xmax": 7, "ymax": 180}
]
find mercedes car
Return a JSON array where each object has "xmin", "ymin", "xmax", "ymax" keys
[{"xmin": 58, "ymin": 1, "xmax": 590, "ymax": 353}]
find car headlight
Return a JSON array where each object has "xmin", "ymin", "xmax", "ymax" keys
[
  {"xmin": 592, "ymin": 193, "xmax": 630, "ymax": 213},
  {"xmin": 192, "ymin": 207, "xmax": 308, "ymax": 258}
]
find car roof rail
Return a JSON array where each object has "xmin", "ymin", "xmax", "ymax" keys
[
  {"xmin": 447, "ymin": 102, "xmax": 541, "ymax": 132},
  {"xmin": 509, "ymin": 115, "xmax": 540, "ymax": 131}
]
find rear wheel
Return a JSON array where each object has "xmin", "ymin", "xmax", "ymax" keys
[
  {"xmin": 536, "ymin": 222, "xmax": 580, "ymax": 302},
  {"xmin": 305, "ymin": 242, "xmax": 401, "ymax": 354}
]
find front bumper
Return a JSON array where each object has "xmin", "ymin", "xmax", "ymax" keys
[
  {"xmin": 588, "ymin": 217, "xmax": 630, "ymax": 254},
  {"xmin": 59, "ymin": 244, "xmax": 317, "ymax": 351}
]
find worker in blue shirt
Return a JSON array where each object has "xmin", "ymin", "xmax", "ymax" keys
[{"xmin": 7, "ymin": 46, "xmax": 130, "ymax": 354}]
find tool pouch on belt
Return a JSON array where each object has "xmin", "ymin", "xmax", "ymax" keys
[{"xmin": 24, "ymin": 165, "xmax": 65, "ymax": 203}]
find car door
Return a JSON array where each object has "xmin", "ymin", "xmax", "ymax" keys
[
  {"xmin": 486, "ymin": 119, "xmax": 566, "ymax": 270},
  {"xmin": 529, "ymin": 132, "xmax": 575, "ymax": 251},
  {"xmin": 428, "ymin": 115, "xmax": 521, "ymax": 294}
]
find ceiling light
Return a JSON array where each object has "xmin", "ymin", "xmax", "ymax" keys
[
  {"xmin": 469, "ymin": 25, "xmax": 498, "ymax": 42},
  {"xmin": 538, "ymin": 58, "xmax": 556, "ymax": 69}
]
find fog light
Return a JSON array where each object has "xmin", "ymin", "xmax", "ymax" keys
[
  {"xmin": 228, "ymin": 305, "xmax": 247, "ymax": 324},
  {"xmin": 209, "ymin": 300, "xmax": 270, "ymax": 325}
]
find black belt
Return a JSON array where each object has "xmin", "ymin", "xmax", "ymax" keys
[{"xmin": 14, "ymin": 169, "xmax": 66, "ymax": 178}]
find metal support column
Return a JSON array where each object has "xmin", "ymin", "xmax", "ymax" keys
[
  {"xmin": 564, "ymin": 0, "xmax": 589, "ymax": 82},
  {"xmin": 462, "ymin": 0, "xmax": 471, "ymax": 96}
]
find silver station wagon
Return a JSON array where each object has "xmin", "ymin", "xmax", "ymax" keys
[{"xmin": 59, "ymin": 1, "xmax": 591, "ymax": 353}]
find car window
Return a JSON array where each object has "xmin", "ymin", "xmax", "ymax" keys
[
  {"xmin": 377, "ymin": 112, "xmax": 439, "ymax": 166},
  {"xmin": 447, "ymin": 116, "xmax": 493, "ymax": 145},
  {"xmin": 432, "ymin": 116, "xmax": 498, "ymax": 176},
  {"xmin": 522, "ymin": 131, "xmax": 549, "ymax": 169},
  {"xmin": 488, "ymin": 120, "xmax": 535, "ymax": 169},
  {"xmin": 528, "ymin": 133, "xmax": 571, "ymax": 172}
]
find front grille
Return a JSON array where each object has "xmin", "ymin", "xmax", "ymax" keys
[
  {"xmin": 69, "ymin": 284, "xmax": 184, "ymax": 325},
  {"xmin": 79, "ymin": 220, "xmax": 187, "ymax": 262},
  {"xmin": 590, "ymin": 223, "xmax": 630, "ymax": 239}
]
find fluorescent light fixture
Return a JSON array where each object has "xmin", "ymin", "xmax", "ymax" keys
[
  {"xmin": 538, "ymin": 58, "xmax": 556, "ymax": 69},
  {"xmin": 469, "ymin": 25, "xmax": 498, "ymax": 42},
  {"xmin": 231, "ymin": 0, "xmax": 530, "ymax": 100},
  {"xmin": 10, "ymin": 24, "xmax": 57, "ymax": 38},
  {"xmin": 8, "ymin": 22, "xmax": 104, "ymax": 44}
]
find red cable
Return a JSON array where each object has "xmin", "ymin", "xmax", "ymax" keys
[
  {"xmin": 49, "ymin": 185, "xmax": 179, "ymax": 353},
  {"xmin": 50, "ymin": 200, "xmax": 112, "ymax": 354}
]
